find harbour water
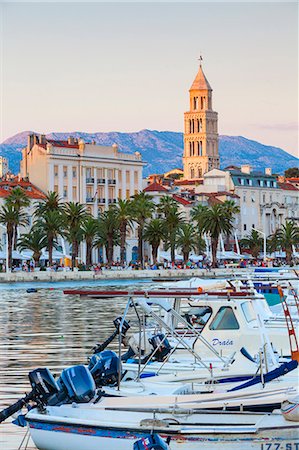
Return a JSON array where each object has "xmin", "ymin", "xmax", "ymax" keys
[{"xmin": 0, "ymin": 278, "xmax": 154, "ymax": 449}]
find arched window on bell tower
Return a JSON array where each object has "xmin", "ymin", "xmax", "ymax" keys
[
  {"xmin": 199, "ymin": 118, "xmax": 203, "ymax": 132},
  {"xmin": 190, "ymin": 167, "xmax": 195, "ymax": 179},
  {"xmin": 193, "ymin": 97, "xmax": 198, "ymax": 110},
  {"xmin": 189, "ymin": 119, "xmax": 192, "ymax": 133},
  {"xmin": 197, "ymin": 167, "xmax": 202, "ymax": 178},
  {"xmin": 199, "ymin": 141, "xmax": 203, "ymax": 156},
  {"xmin": 196, "ymin": 141, "xmax": 200, "ymax": 156},
  {"xmin": 196, "ymin": 119, "xmax": 199, "ymax": 133},
  {"xmin": 189, "ymin": 141, "xmax": 192, "ymax": 156}
]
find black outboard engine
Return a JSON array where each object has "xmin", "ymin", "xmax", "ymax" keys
[
  {"xmin": 0, "ymin": 368, "xmax": 59, "ymax": 423},
  {"xmin": 149, "ymin": 334, "xmax": 172, "ymax": 362},
  {"xmin": 134, "ymin": 434, "xmax": 171, "ymax": 450},
  {"xmin": 48, "ymin": 365, "xmax": 96, "ymax": 406},
  {"xmin": 88, "ymin": 350, "xmax": 120, "ymax": 387},
  {"xmin": 93, "ymin": 317, "xmax": 130, "ymax": 354}
]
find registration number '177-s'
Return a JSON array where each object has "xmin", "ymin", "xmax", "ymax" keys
[{"xmin": 261, "ymin": 444, "xmax": 299, "ymax": 450}]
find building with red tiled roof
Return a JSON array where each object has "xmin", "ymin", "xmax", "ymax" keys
[
  {"xmin": 144, "ymin": 182, "xmax": 169, "ymax": 193},
  {"xmin": 172, "ymin": 194, "xmax": 192, "ymax": 206},
  {"xmin": 0, "ymin": 175, "xmax": 46, "ymax": 200},
  {"xmin": 278, "ymin": 182, "xmax": 299, "ymax": 191}
]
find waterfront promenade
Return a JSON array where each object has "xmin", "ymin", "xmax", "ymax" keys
[{"xmin": 0, "ymin": 267, "xmax": 254, "ymax": 283}]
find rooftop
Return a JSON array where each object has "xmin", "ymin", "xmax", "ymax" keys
[
  {"xmin": 278, "ymin": 182, "xmax": 299, "ymax": 191},
  {"xmin": 143, "ymin": 182, "xmax": 169, "ymax": 193},
  {"xmin": 0, "ymin": 176, "xmax": 46, "ymax": 199},
  {"xmin": 190, "ymin": 65, "xmax": 212, "ymax": 91}
]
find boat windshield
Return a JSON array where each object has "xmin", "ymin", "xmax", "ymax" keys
[
  {"xmin": 241, "ymin": 301, "xmax": 256, "ymax": 322},
  {"xmin": 209, "ymin": 306, "xmax": 240, "ymax": 330}
]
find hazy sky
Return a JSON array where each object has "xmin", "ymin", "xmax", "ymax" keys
[{"xmin": 0, "ymin": 1, "xmax": 298, "ymax": 156}]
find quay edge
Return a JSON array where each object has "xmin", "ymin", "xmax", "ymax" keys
[{"xmin": 0, "ymin": 268, "xmax": 252, "ymax": 284}]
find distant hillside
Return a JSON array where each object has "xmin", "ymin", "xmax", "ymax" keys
[{"xmin": 0, "ymin": 130, "xmax": 297, "ymax": 176}]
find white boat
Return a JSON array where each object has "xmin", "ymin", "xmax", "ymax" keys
[{"xmin": 26, "ymin": 390, "xmax": 299, "ymax": 450}]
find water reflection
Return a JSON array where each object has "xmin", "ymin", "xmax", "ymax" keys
[{"xmin": 0, "ymin": 279, "xmax": 154, "ymax": 449}]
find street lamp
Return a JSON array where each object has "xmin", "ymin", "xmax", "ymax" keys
[{"xmin": 250, "ymin": 227, "xmax": 267, "ymax": 262}]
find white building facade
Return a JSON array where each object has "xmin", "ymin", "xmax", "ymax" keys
[{"xmin": 21, "ymin": 134, "xmax": 144, "ymax": 263}]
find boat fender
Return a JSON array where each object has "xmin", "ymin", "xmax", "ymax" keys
[{"xmin": 281, "ymin": 398, "xmax": 299, "ymax": 422}]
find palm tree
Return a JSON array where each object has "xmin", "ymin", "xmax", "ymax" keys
[
  {"xmin": 143, "ymin": 219, "xmax": 165, "ymax": 265},
  {"xmin": 176, "ymin": 223, "xmax": 198, "ymax": 263},
  {"xmin": 96, "ymin": 208, "xmax": 119, "ymax": 265},
  {"xmin": 131, "ymin": 192, "xmax": 155, "ymax": 266},
  {"xmin": 63, "ymin": 202, "xmax": 87, "ymax": 269},
  {"xmin": 240, "ymin": 229, "xmax": 264, "ymax": 259},
  {"xmin": 35, "ymin": 210, "xmax": 64, "ymax": 266},
  {"xmin": 6, "ymin": 187, "xmax": 30, "ymax": 249},
  {"xmin": 35, "ymin": 191, "xmax": 63, "ymax": 216},
  {"xmin": 158, "ymin": 196, "xmax": 178, "ymax": 216},
  {"xmin": 270, "ymin": 221, "xmax": 299, "ymax": 265},
  {"xmin": 18, "ymin": 227, "xmax": 48, "ymax": 266},
  {"xmin": 81, "ymin": 216, "xmax": 99, "ymax": 266},
  {"xmin": 164, "ymin": 206, "xmax": 185, "ymax": 264},
  {"xmin": 114, "ymin": 199, "xmax": 134, "ymax": 265},
  {"xmin": 191, "ymin": 204, "xmax": 206, "ymax": 234},
  {"xmin": 0, "ymin": 204, "xmax": 28, "ymax": 269},
  {"xmin": 201, "ymin": 203, "xmax": 236, "ymax": 268}
]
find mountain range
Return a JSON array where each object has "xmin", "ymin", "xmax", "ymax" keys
[{"xmin": 0, "ymin": 130, "xmax": 297, "ymax": 176}]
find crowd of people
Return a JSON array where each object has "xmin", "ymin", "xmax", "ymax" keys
[{"xmin": 0, "ymin": 256, "xmax": 294, "ymax": 273}]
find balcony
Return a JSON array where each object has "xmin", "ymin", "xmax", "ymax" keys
[
  {"xmin": 108, "ymin": 198, "xmax": 117, "ymax": 204},
  {"xmin": 86, "ymin": 197, "xmax": 94, "ymax": 203},
  {"xmin": 97, "ymin": 178, "xmax": 106, "ymax": 184},
  {"xmin": 108, "ymin": 179, "xmax": 116, "ymax": 185},
  {"xmin": 98, "ymin": 197, "xmax": 106, "ymax": 204},
  {"xmin": 86, "ymin": 177, "xmax": 95, "ymax": 184}
]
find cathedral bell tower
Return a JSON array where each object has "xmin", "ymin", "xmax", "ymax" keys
[{"xmin": 183, "ymin": 60, "xmax": 220, "ymax": 179}]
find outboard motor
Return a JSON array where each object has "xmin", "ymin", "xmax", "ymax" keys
[
  {"xmin": 48, "ymin": 365, "xmax": 96, "ymax": 406},
  {"xmin": 134, "ymin": 434, "xmax": 171, "ymax": 450},
  {"xmin": 93, "ymin": 317, "xmax": 130, "ymax": 354},
  {"xmin": 88, "ymin": 350, "xmax": 120, "ymax": 386},
  {"xmin": 149, "ymin": 334, "xmax": 172, "ymax": 362},
  {"xmin": 0, "ymin": 368, "xmax": 59, "ymax": 423}
]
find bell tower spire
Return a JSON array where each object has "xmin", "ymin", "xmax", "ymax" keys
[{"xmin": 183, "ymin": 60, "xmax": 219, "ymax": 179}]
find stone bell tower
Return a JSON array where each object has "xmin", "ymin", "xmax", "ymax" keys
[{"xmin": 183, "ymin": 60, "xmax": 220, "ymax": 179}]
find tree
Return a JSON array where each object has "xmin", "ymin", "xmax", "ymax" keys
[
  {"xmin": 270, "ymin": 221, "xmax": 299, "ymax": 265},
  {"xmin": 191, "ymin": 204, "xmax": 206, "ymax": 235},
  {"xmin": 18, "ymin": 227, "xmax": 48, "ymax": 266},
  {"xmin": 6, "ymin": 187, "xmax": 30, "ymax": 249},
  {"xmin": 143, "ymin": 219, "xmax": 165, "ymax": 265},
  {"xmin": 114, "ymin": 199, "xmax": 134, "ymax": 265},
  {"xmin": 201, "ymin": 203, "xmax": 236, "ymax": 268},
  {"xmin": 35, "ymin": 210, "xmax": 64, "ymax": 266},
  {"xmin": 157, "ymin": 196, "xmax": 178, "ymax": 216},
  {"xmin": 240, "ymin": 229, "xmax": 264, "ymax": 259},
  {"xmin": 63, "ymin": 202, "xmax": 87, "ymax": 269},
  {"xmin": 285, "ymin": 167, "xmax": 299, "ymax": 178},
  {"xmin": 163, "ymin": 205, "xmax": 185, "ymax": 264},
  {"xmin": 35, "ymin": 191, "xmax": 63, "ymax": 216},
  {"xmin": 176, "ymin": 223, "xmax": 198, "ymax": 263},
  {"xmin": 81, "ymin": 216, "xmax": 99, "ymax": 266},
  {"xmin": 131, "ymin": 192, "xmax": 155, "ymax": 265},
  {"xmin": 0, "ymin": 204, "xmax": 28, "ymax": 269},
  {"xmin": 96, "ymin": 208, "xmax": 119, "ymax": 265}
]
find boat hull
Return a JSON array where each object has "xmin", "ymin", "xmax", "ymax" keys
[{"xmin": 28, "ymin": 421, "xmax": 299, "ymax": 450}]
